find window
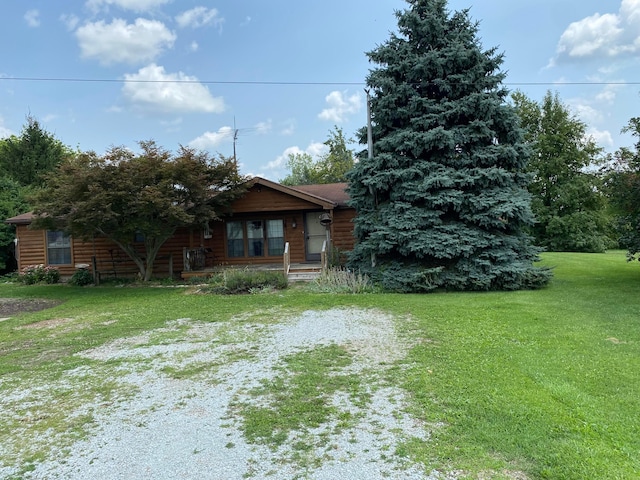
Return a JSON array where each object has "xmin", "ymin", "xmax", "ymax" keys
[
  {"xmin": 226, "ymin": 221, "xmax": 245, "ymax": 257},
  {"xmin": 225, "ymin": 219, "xmax": 285, "ymax": 258},
  {"xmin": 267, "ymin": 219, "xmax": 284, "ymax": 256},
  {"xmin": 247, "ymin": 221, "xmax": 264, "ymax": 257},
  {"xmin": 47, "ymin": 231, "xmax": 71, "ymax": 265}
]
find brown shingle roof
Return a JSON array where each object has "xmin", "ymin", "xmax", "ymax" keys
[
  {"xmin": 289, "ymin": 183, "xmax": 350, "ymax": 207},
  {"xmin": 5, "ymin": 211, "xmax": 35, "ymax": 225}
]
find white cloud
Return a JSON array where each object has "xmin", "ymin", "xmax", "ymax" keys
[
  {"xmin": 86, "ymin": 0, "xmax": 170, "ymax": 13},
  {"xmin": 24, "ymin": 10, "xmax": 40, "ymax": 27},
  {"xmin": 0, "ymin": 117, "xmax": 14, "ymax": 138},
  {"xmin": 122, "ymin": 63, "xmax": 225, "ymax": 113},
  {"xmin": 318, "ymin": 90, "xmax": 362, "ymax": 123},
  {"xmin": 280, "ymin": 121, "xmax": 295, "ymax": 136},
  {"xmin": 190, "ymin": 41, "xmax": 199, "ymax": 52},
  {"xmin": 42, "ymin": 114, "xmax": 59, "ymax": 123},
  {"xmin": 554, "ymin": 0, "xmax": 640, "ymax": 63},
  {"xmin": 190, "ymin": 120, "xmax": 272, "ymax": 150},
  {"xmin": 266, "ymin": 142, "xmax": 328, "ymax": 171},
  {"xmin": 76, "ymin": 18, "xmax": 176, "ymax": 66},
  {"xmin": 160, "ymin": 117, "xmax": 183, "ymax": 133},
  {"xmin": 254, "ymin": 120, "xmax": 272, "ymax": 135},
  {"xmin": 587, "ymin": 128, "xmax": 614, "ymax": 147},
  {"xmin": 595, "ymin": 83, "xmax": 623, "ymax": 104},
  {"xmin": 176, "ymin": 7, "xmax": 223, "ymax": 29},
  {"xmin": 568, "ymin": 101, "xmax": 603, "ymax": 125},
  {"xmin": 189, "ymin": 126, "xmax": 235, "ymax": 150},
  {"xmin": 60, "ymin": 14, "xmax": 80, "ymax": 31}
]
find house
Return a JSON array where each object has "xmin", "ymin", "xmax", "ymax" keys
[{"xmin": 5, "ymin": 177, "xmax": 355, "ymax": 281}]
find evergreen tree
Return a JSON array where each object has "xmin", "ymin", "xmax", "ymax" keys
[
  {"xmin": 0, "ymin": 115, "xmax": 72, "ymax": 187},
  {"xmin": 347, "ymin": 0, "xmax": 550, "ymax": 292}
]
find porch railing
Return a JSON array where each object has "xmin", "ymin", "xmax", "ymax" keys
[
  {"xmin": 283, "ymin": 242, "xmax": 290, "ymax": 275},
  {"xmin": 183, "ymin": 247, "xmax": 206, "ymax": 272},
  {"xmin": 321, "ymin": 240, "xmax": 328, "ymax": 272}
]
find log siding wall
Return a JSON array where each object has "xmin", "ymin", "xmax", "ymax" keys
[{"xmin": 11, "ymin": 182, "xmax": 357, "ymax": 278}]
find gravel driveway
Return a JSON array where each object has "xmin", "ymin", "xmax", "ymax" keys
[{"xmin": 4, "ymin": 307, "xmax": 450, "ymax": 479}]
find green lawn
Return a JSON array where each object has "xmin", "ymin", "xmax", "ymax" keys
[{"xmin": 0, "ymin": 251, "xmax": 638, "ymax": 479}]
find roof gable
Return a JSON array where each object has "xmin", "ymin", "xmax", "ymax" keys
[{"xmin": 245, "ymin": 177, "xmax": 350, "ymax": 209}]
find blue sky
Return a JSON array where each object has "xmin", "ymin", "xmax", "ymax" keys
[{"xmin": 1, "ymin": 0, "xmax": 639, "ymax": 180}]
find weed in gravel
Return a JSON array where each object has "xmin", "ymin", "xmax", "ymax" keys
[
  {"xmin": 238, "ymin": 344, "xmax": 367, "ymax": 447},
  {"xmin": 0, "ymin": 364, "xmax": 135, "ymax": 477}
]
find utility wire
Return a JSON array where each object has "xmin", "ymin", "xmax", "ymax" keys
[{"xmin": 1, "ymin": 76, "xmax": 639, "ymax": 86}]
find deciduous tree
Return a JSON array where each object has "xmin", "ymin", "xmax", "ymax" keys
[
  {"xmin": 605, "ymin": 117, "xmax": 640, "ymax": 261},
  {"xmin": 512, "ymin": 91, "xmax": 612, "ymax": 252},
  {"xmin": 0, "ymin": 176, "xmax": 29, "ymax": 272},
  {"xmin": 31, "ymin": 141, "xmax": 246, "ymax": 281},
  {"xmin": 280, "ymin": 127, "xmax": 354, "ymax": 185},
  {"xmin": 347, "ymin": 0, "xmax": 550, "ymax": 292}
]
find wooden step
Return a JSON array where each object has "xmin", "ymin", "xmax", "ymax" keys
[{"xmin": 287, "ymin": 271, "xmax": 321, "ymax": 282}]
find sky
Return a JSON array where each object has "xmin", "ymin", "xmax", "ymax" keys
[{"xmin": 1, "ymin": 0, "xmax": 639, "ymax": 181}]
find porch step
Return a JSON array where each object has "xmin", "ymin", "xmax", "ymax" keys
[
  {"xmin": 287, "ymin": 263, "xmax": 322, "ymax": 282},
  {"xmin": 287, "ymin": 271, "xmax": 321, "ymax": 282}
]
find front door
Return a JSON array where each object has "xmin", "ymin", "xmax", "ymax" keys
[{"xmin": 304, "ymin": 212, "xmax": 326, "ymax": 262}]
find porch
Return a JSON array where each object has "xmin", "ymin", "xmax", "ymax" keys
[{"xmin": 180, "ymin": 241, "xmax": 328, "ymax": 282}]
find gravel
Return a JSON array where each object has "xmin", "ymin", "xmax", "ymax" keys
[{"xmin": 8, "ymin": 307, "xmax": 452, "ymax": 480}]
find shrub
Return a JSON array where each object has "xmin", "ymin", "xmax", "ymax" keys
[
  {"xmin": 69, "ymin": 268, "xmax": 94, "ymax": 286},
  {"xmin": 310, "ymin": 267, "xmax": 374, "ymax": 294},
  {"xmin": 18, "ymin": 264, "xmax": 61, "ymax": 285},
  {"xmin": 205, "ymin": 269, "xmax": 288, "ymax": 294}
]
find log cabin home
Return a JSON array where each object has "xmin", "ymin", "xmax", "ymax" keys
[{"xmin": 5, "ymin": 177, "xmax": 356, "ymax": 282}]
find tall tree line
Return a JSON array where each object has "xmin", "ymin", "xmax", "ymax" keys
[{"xmin": 0, "ymin": 116, "xmax": 71, "ymax": 272}]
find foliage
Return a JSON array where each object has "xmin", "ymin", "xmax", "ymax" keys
[
  {"xmin": 17, "ymin": 264, "xmax": 60, "ymax": 285},
  {"xmin": 327, "ymin": 246, "xmax": 347, "ymax": 268},
  {"xmin": 604, "ymin": 117, "xmax": 640, "ymax": 261},
  {"xmin": 204, "ymin": 269, "xmax": 288, "ymax": 294},
  {"xmin": 279, "ymin": 152, "xmax": 319, "ymax": 186},
  {"xmin": 347, "ymin": 0, "xmax": 550, "ymax": 292},
  {"xmin": 0, "ymin": 175, "xmax": 30, "ymax": 272},
  {"xmin": 68, "ymin": 268, "xmax": 94, "ymax": 286},
  {"xmin": 512, "ymin": 90, "xmax": 613, "ymax": 252},
  {"xmin": 280, "ymin": 127, "xmax": 355, "ymax": 185},
  {"xmin": 30, "ymin": 141, "xmax": 246, "ymax": 281},
  {"xmin": 0, "ymin": 115, "xmax": 72, "ymax": 187},
  {"xmin": 309, "ymin": 267, "xmax": 374, "ymax": 294}
]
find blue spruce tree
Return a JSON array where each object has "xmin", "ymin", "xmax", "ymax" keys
[{"xmin": 347, "ymin": 0, "xmax": 551, "ymax": 292}]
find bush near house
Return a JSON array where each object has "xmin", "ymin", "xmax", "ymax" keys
[{"xmin": 17, "ymin": 264, "xmax": 60, "ymax": 285}]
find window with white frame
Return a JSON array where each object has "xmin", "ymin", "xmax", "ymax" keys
[{"xmin": 46, "ymin": 231, "xmax": 71, "ymax": 265}]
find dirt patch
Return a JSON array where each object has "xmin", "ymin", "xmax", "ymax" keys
[
  {"xmin": 0, "ymin": 298, "xmax": 63, "ymax": 319},
  {"xmin": 19, "ymin": 318, "xmax": 75, "ymax": 330}
]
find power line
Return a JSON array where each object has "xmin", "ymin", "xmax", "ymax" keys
[
  {"xmin": 1, "ymin": 76, "xmax": 640, "ymax": 87},
  {"xmin": 0, "ymin": 77, "xmax": 363, "ymax": 86}
]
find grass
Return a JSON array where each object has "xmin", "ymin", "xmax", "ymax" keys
[
  {"xmin": 0, "ymin": 251, "xmax": 639, "ymax": 478},
  {"xmin": 238, "ymin": 344, "xmax": 364, "ymax": 446},
  {"xmin": 391, "ymin": 252, "xmax": 640, "ymax": 479}
]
